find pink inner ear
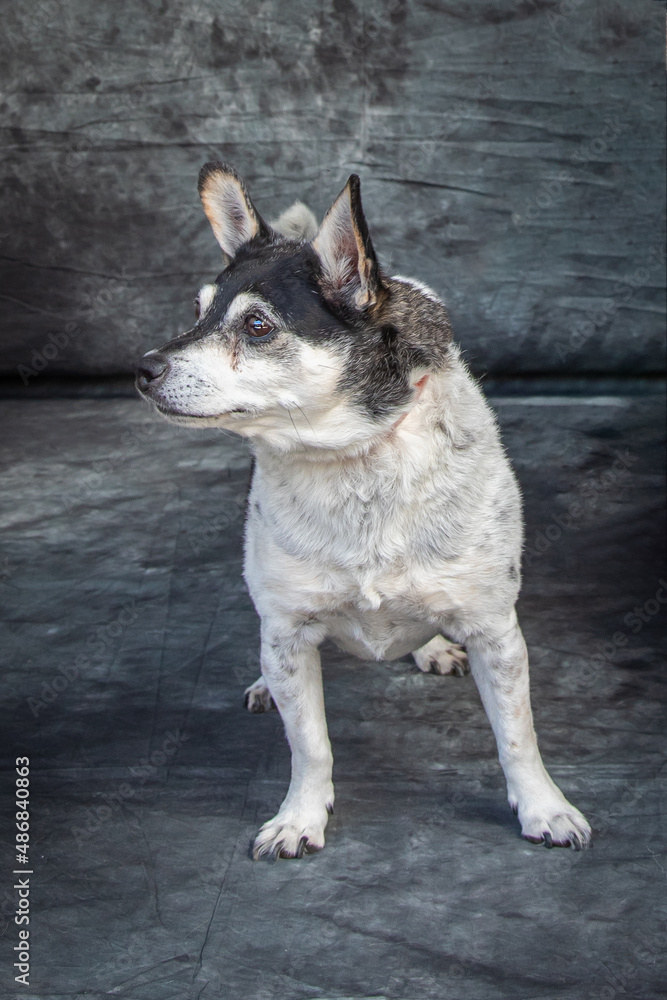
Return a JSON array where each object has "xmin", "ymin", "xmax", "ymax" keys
[
  {"xmin": 313, "ymin": 188, "xmax": 369, "ymax": 300},
  {"xmin": 230, "ymin": 205, "xmax": 248, "ymax": 231},
  {"xmin": 336, "ymin": 227, "xmax": 360, "ymax": 288},
  {"xmin": 322, "ymin": 203, "xmax": 360, "ymax": 291},
  {"xmin": 199, "ymin": 167, "xmax": 265, "ymax": 259}
]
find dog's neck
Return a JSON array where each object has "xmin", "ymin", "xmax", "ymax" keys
[
  {"xmin": 250, "ymin": 370, "xmax": 452, "ymax": 472},
  {"xmin": 387, "ymin": 373, "xmax": 430, "ymax": 434}
]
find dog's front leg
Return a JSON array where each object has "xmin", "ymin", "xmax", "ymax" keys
[
  {"xmin": 466, "ymin": 611, "xmax": 591, "ymax": 849},
  {"xmin": 252, "ymin": 623, "xmax": 334, "ymax": 860}
]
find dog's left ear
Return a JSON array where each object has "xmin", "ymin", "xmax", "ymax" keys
[
  {"xmin": 312, "ymin": 175, "xmax": 383, "ymax": 310},
  {"xmin": 198, "ymin": 161, "xmax": 271, "ymax": 263}
]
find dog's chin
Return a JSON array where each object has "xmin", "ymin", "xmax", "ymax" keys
[{"xmin": 151, "ymin": 401, "xmax": 250, "ymax": 427}]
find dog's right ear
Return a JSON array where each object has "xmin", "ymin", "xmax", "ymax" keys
[{"xmin": 198, "ymin": 162, "xmax": 271, "ymax": 263}]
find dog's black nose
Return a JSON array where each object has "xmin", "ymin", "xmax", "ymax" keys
[{"xmin": 136, "ymin": 353, "xmax": 170, "ymax": 391}]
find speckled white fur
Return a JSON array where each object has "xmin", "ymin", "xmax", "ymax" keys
[
  {"xmin": 152, "ymin": 323, "xmax": 590, "ymax": 856},
  {"xmin": 140, "ymin": 169, "xmax": 591, "ymax": 859},
  {"xmin": 239, "ymin": 350, "xmax": 590, "ymax": 857}
]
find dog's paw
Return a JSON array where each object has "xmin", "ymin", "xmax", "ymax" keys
[
  {"xmin": 413, "ymin": 635, "xmax": 469, "ymax": 677},
  {"xmin": 244, "ymin": 676, "xmax": 276, "ymax": 713},
  {"xmin": 252, "ymin": 802, "xmax": 333, "ymax": 860},
  {"xmin": 516, "ymin": 797, "xmax": 592, "ymax": 851}
]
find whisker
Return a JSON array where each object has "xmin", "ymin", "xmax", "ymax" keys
[
  {"xmin": 287, "ymin": 408, "xmax": 306, "ymax": 449},
  {"xmin": 294, "ymin": 404, "xmax": 320, "ymax": 446}
]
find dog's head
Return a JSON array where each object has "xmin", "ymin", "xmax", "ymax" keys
[{"xmin": 136, "ymin": 162, "xmax": 453, "ymax": 453}]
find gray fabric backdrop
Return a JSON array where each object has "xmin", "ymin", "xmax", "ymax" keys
[{"xmin": 1, "ymin": 0, "xmax": 665, "ymax": 379}]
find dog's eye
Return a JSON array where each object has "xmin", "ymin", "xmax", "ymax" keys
[{"xmin": 244, "ymin": 315, "xmax": 274, "ymax": 339}]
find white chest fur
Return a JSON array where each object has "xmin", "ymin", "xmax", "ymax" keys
[{"xmin": 242, "ymin": 365, "xmax": 522, "ymax": 659}]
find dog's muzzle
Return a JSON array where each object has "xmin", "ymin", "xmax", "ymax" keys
[{"xmin": 136, "ymin": 352, "xmax": 170, "ymax": 395}]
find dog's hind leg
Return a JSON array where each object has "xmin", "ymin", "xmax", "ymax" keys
[
  {"xmin": 413, "ymin": 635, "xmax": 469, "ymax": 676},
  {"xmin": 252, "ymin": 622, "xmax": 334, "ymax": 860},
  {"xmin": 244, "ymin": 676, "xmax": 276, "ymax": 713},
  {"xmin": 465, "ymin": 611, "xmax": 591, "ymax": 849}
]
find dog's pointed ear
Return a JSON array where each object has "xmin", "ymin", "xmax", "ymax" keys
[
  {"xmin": 198, "ymin": 161, "xmax": 271, "ymax": 262},
  {"xmin": 312, "ymin": 175, "xmax": 383, "ymax": 310}
]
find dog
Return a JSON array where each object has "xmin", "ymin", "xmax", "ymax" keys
[{"xmin": 136, "ymin": 162, "xmax": 592, "ymax": 859}]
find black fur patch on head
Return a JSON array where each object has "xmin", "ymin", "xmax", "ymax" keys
[{"xmin": 333, "ymin": 275, "xmax": 453, "ymax": 418}]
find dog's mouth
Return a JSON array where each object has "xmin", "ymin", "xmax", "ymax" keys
[{"xmin": 153, "ymin": 402, "xmax": 249, "ymax": 420}]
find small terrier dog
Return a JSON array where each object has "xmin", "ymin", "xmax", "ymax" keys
[{"xmin": 136, "ymin": 162, "xmax": 591, "ymax": 859}]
